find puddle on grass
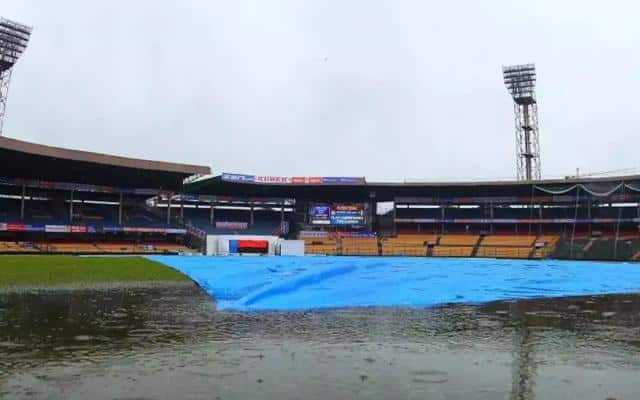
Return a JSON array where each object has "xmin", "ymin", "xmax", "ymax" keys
[{"xmin": 1, "ymin": 286, "xmax": 640, "ymax": 399}]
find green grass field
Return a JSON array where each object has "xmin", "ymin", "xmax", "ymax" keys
[{"xmin": 0, "ymin": 255, "xmax": 189, "ymax": 289}]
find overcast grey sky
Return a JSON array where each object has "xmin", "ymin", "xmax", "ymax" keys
[{"xmin": 3, "ymin": 0, "xmax": 639, "ymax": 181}]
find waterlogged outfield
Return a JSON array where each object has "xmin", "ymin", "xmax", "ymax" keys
[{"xmin": 0, "ymin": 255, "xmax": 189, "ymax": 289}]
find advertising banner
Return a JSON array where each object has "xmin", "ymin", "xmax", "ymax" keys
[
  {"xmin": 216, "ymin": 221, "xmax": 249, "ymax": 230},
  {"xmin": 337, "ymin": 231, "xmax": 377, "ymax": 238},
  {"xmin": 45, "ymin": 225, "xmax": 68, "ymax": 233},
  {"xmin": 123, "ymin": 227, "xmax": 166, "ymax": 233},
  {"xmin": 394, "ymin": 218, "xmax": 638, "ymax": 224},
  {"xmin": 255, "ymin": 176, "xmax": 291, "ymax": 184},
  {"xmin": 321, "ymin": 177, "xmax": 366, "ymax": 185},
  {"xmin": 0, "ymin": 223, "xmax": 44, "ymax": 232},
  {"xmin": 25, "ymin": 225, "xmax": 46, "ymax": 232},
  {"xmin": 291, "ymin": 177, "xmax": 323, "ymax": 185},
  {"xmin": 69, "ymin": 225, "xmax": 87, "ymax": 233},
  {"xmin": 221, "ymin": 173, "xmax": 365, "ymax": 186},
  {"xmin": 221, "ymin": 173, "xmax": 255, "ymax": 183},
  {"xmin": 298, "ymin": 230, "xmax": 329, "ymax": 238},
  {"xmin": 0, "ymin": 223, "xmax": 188, "ymax": 234},
  {"xmin": 6, "ymin": 224, "xmax": 26, "ymax": 232},
  {"xmin": 165, "ymin": 228, "xmax": 187, "ymax": 234},
  {"xmin": 298, "ymin": 230, "xmax": 376, "ymax": 238}
]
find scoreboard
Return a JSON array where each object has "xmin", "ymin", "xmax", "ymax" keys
[{"xmin": 310, "ymin": 204, "xmax": 367, "ymax": 226}]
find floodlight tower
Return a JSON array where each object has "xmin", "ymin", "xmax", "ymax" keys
[
  {"xmin": 0, "ymin": 17, "xmax": 32, "ymax": 136},
  {"xmin": 502, "ymin": 64, "xmax": 541, "ymax": 181}
]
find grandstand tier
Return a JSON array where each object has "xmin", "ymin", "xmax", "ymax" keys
[
  {"xmin": 0, "ymin": 137, "xmax": 211, "ymax": 253},
  {"xmin": 1, "ymin": 137, "xmax": 639, "ymax": 260},
  {"xmin": 0, "ymin": 137, "xmax": 209, "ymax": 189}
]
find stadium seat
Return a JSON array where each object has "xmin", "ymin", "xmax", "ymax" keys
[
  {"xmin": 340, "ymin": 237, "xmax": 379, "ymax": 256},
  {"xmin": 0, "ymin": 241, "xmax": 40, "ymax": 253},
  {"xmin": 530, "ymin": 235, "xmax": 560, "ymax": 259},
  {"xmin": 475, "ymin": 246, "xmax": 531, "ymax": 259},
  {"xmin": 143, "ymin": 243, "xmax": 190, "ymax": 253},
  {"xmin": 480, "ymin": 235, "xmax": 536, "ymax": 247},
  {"xmin": 95, "ymin": 242, "xmax": 138, "ymax": 253},
  {"xmin": 431, "ymin": 246, "xmax": 474, "ymax": 257},
  {"xmin": 45, "ymin": 242, "xmax": 102, "ymax": 253},
  {"xmin": 380, "ymin": 234, "xmax": 437, "ymax": 257},
  {"xmin": 475, "ymin": 235, "xmax": 539, "ymax": 259},
  {"xmin": 438, "ymin": 235, "xmax": 480, "ymax": 246},
  {"xmin": 430, "ymin": 235, "xmax": 479, "ymax": 258},
  {"xmin": 303, "ymin": 238, "xmax": 338, "ymax": 256}
]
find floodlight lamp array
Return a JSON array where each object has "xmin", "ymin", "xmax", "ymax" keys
[
  {"xmin": 0, "ymin": 17, "xmax": 32, "ymax": 72},
  {"xmin": 502, "ymin": 63, "xmax": 536, "ymax": 104}
]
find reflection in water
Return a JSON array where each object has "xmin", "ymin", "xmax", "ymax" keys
[{"xmin": 1, "ymin": 285, "xmax": 640, "ymax": 399}]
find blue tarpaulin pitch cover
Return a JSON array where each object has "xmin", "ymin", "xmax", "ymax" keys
[{"xmin": 147, "ymin": 256, "xmax": 640, "ymax": 312}]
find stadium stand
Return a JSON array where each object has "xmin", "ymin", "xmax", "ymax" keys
[
  {"xmin": 11, "ymin": 240, "xmax": 193, "ymax": 255},
  {"xmin": 146, "ymin": 242, "xmax": 190, "ymax": 253},
  {"xmin": 0, "ymin": 241, "xmax": 38, "ymax": 253},
  {"xmin": 2, "ymin": 136, "xmax": 640, "ymax": 260},
  {"xmin": 341, "ymin": 237, "xmax": 379, "ymax": 256},
  {"xmin": 0, "ymin": 137, "xmax": 210, "ymax": 254},
  {"xmin": 303, "ymin": 238, "xmax": 338, "ymax": 255},
  {"xmin": 531, "ymin": 235, "xmax": 560, "ymax": 259},
  {"xmin": 181, "ymin": 207, "xmax": 288, "ymax": 235},
  {"xmin": 475, "ymin": 246, "xmax": 532, "ymax": 259},
  {"xmin": 476, "ymin": 235, "xmax": 531, "ymax": 258},
  {"xmin": 380, "ymin": 234, "xmax": 437, "ymax": 257},
  {"xmin": 480, "ymin": 235, "xmax": 536, "ymax": 247},
  {"xmin": 438, "ymin": 235, "xmax": 480, "ymax": 246},
  {"xmin": 431, "ymin": 235, "xmax": 480, "ymax": 258},
  {"xmin": 45, "ymin": 242, "xmax": 102, "ymax": 253},
  {"xmin": 475, "ymin": 235, "xmax": 536, "ymax": 259},
  {"xmin": 432, "ymin": 246, "xmax": 475, "ymax": 257}
]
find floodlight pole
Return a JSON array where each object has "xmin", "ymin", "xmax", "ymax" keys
[
  {"xmin": 0, "ymin": 17, "xmax": 32, "ymax": 136},
  {"xmin": 503, "ymin": 64, "xmax": 541, "ymax": 181},
  {"xmin": 0, "ymin": 69, "xmax": 11, "ymax": 135}
]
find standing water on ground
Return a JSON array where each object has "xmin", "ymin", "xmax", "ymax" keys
[{"xmin": 1, "ymin": 284, "xmax": 640, "ymax": 399}]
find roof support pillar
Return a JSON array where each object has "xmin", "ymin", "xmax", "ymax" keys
[
  {"xmin": 167, "ymin": 196, "xmax": 172, "ymax": 226},
  {"xmin": 250, "ymin": 203, "xmax": 255, "ymax": 226},
  {"xmin": 214, "ymin": 200, "xmax": 216, "ymax": 226},
  {"xmin": 392, "ymin": 201, "xmax": 397, "ymax": 236},
  {"xmin": 69, "ymin": 190, "xmax": 74, "ymax": 223},
  {"xmin": 118, "ymin": 193, "xmax": 123, "ymax": 225},
  {"xmin": 180, "ymin": 195, "xmax": 184, "ymax": 222},
  {"xmin": 587, "ymin": 199, "xmax": 592, "ymax": 237},
  {"xmin": 539, "ymin": 203, "xmax": 543, "ymax": 235},
  {"xmin": 280, "ymin": 203, "xmax": 285, "ymax": 224},
  {"xmin": 489, "ymin": 202, "xmax": 494, "ymax": 235},
  {"xmin": 20, "ymin": 184, "xmax": 25, "ymax": 220}
]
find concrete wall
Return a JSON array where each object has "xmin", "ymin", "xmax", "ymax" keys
[{"xmin": 280, "ymin": 240, "xmax": 305, "ymax": 256}]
